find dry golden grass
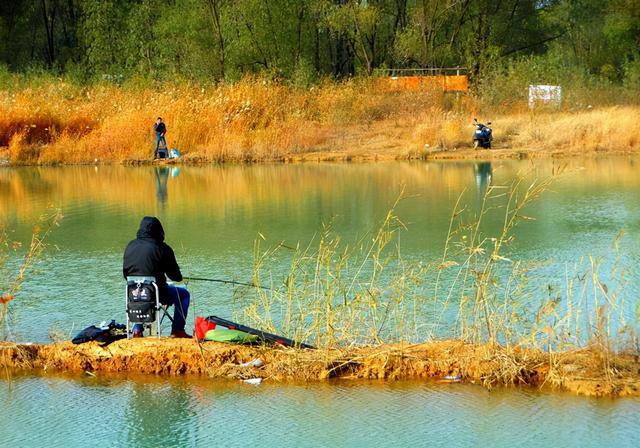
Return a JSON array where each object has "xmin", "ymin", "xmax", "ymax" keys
[
  {"xmin": 0, "ymin": 77, "xmax": 638, "ymax": 164},
  {"xmin": 1, "ymin": 78, "xmax": 435, "ymax": 164},
  {"xmin": 492, "ymin": 107, "xmax": 640, "ymax": 153}
]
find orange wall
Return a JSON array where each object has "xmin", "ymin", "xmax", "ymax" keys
[{"xmin": 377, "ymin": 75, "xmax": 468, "ymax": 92}]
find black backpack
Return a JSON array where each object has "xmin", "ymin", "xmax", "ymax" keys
[{"xmin": 127, "ymin": 280, "xmax": 157, "ymax": 323}]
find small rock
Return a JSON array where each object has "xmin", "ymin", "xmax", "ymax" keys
[{"xmin": 238, "ymin": 358, "xmax": 264, "ymax": 368}]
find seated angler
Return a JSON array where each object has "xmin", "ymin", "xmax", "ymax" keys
[{"xmin": 123, "ymin": 216, "xmax": 191, "ymax": 338}]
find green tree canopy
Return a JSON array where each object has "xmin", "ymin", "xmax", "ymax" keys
[{"xmin": 0, "ymin": 0, "xmax": 637, "ymax": 85}]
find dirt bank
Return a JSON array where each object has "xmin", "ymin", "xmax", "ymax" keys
[
  {"xmin": 4, "ymin": 143, "xmax": 637, "ymax": 168},
  {"xmin": 276, "ymin": 144, "xmax": 639, "ymax": 164},
  {"xmin": 1, "ymin": 339, "xmax": 638, "ymax": 397}
]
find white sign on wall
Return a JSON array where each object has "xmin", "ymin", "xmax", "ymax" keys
[{"xmin": 528, "ymin": 85, "xmax": 562, "ymax": 108}]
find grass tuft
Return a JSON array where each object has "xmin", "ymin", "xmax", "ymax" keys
[{"xmin": 2, "ymin": 77, "xmax": 638, "ymax": 164}]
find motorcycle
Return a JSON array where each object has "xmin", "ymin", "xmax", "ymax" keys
[{"xmin": 472, "ymin": 118, "xmax": 493, "ymax": 149}]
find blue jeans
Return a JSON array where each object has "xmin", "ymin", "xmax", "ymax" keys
[
  {"xmin": 163, "ymin": 285, "xmax": 190, "ymax": 333},
  {"xmin": 155, "ymin": 132, "xmax": 167, "ymax": 158}
]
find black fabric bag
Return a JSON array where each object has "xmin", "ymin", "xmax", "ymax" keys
[
  {"xmin": 72, "ymin": 321, "xmax": 127, "ymax": 346},
  {"xmin": 72, "ymin": 325, "xmax": 107, "ymax": 344},
  {"xmin": 127, "ymin": 282, "xmax": 157, "ymax": 323}
]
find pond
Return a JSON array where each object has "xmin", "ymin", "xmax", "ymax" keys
[
  {"xmin": 1, "ymin": 158, "xmax": 638, "ymax": 342},
  {"xmin": 1, "ymin": 373, "xmax": 638, "ymax": 448},
  {"xmin": 1, "ymin": 157, "xmax": 639, "ymax": 446}
]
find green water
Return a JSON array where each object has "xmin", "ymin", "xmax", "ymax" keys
[
  {"xmin": 2, "ymin": 373, "xmax": 639, "ymax": 448},
  {"xmin": 1, "ymin": 158, "xmax": 639, "ymax": 446},
  {"xmin": 2, "ymin": 158, "xmax": 639, "ymax": 342}
]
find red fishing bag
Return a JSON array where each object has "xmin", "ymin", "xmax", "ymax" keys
[{"xmin": 194, "ymin": 316, "xmax": 216, "ymax": 341}]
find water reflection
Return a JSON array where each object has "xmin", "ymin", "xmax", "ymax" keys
[
  {"xmin": 1, "ymin": 374, "xmax": 639, "ymax": 448},
  {"xmin": 154, "ymin": 167, "xmax": 170, "ymax": 207},
  {"xmin": 153, "ymin": 167, "xmax": 182, "ymax": 208},
  {"xmin": 1, "ymin": 158, "xmax": 639, "ymax": 343},
  {"xmin": 2, "ymin": 158, "xmax": 640, "ymax": 227},
  {"xmin": 125, "ymin": 381, "xmax": 196, "ymax": 447},
  {"xmin": 474, "ymin": 161, "xmax": 492, "ymax": 191}
]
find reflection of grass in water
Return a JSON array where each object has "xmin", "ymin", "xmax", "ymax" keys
[
  {"xmin": 0, "ymin": 163, "xmax": 468, "ymax": 224},
  {"xmin": 239, "ymin": 171, "xmax": 638, "ymax": 382},
  {"xmin": 2, "ymin": 158, "xmax": 640, "ymax": 230}
]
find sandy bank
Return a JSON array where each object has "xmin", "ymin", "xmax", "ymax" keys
[
  {"xmin": 4, "ymin": 143, "xmax": 636, "ymax": 168},
  {"xmin": 2, "ymin": 339, "xmax": 638, "ymax": 398},
  {"xmin": 274, "ymin": 144, "xmax": 639, "ymax": 164},
  {"xmin": 110, "ymin": 141, "xmax": 640, "ymax": 166}
]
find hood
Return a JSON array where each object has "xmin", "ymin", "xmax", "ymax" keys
[{"xmin": 136, "ymin": 216, "xmax": 165, "ymax": 241}]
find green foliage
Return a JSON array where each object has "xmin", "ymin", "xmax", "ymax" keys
[
  {"xmin": 0, "ymin": 64, "xmax": 11, "ymax": 87},
  {"xmin": 623, "ymin": 55, "xmax": 640, "ymax": 89},
  {"xmin": 0, "ymin": 0, "xmax": 638, "ymax": 91},
  {"xmin": 290, "ymin": 59, "xmax": 318, "ymax": 88},
  {"xmin": 80, "ymin": 0, "xmax": 122, "ymax": 76},
  {"xmin": 604, "ymin": 0, "xmax": 640, "ymax": 61}
]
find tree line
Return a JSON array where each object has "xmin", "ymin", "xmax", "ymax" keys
[{"xmin": 0, "ymin": 0, "xmax": 638, "ymax": 85}]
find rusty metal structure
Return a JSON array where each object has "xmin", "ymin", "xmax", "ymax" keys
[{"xmin": 375, "ymin": 67, "xmax": 469, "ymax": 92}]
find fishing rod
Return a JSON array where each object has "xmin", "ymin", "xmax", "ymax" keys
[{"xmin": 182, "ymin": 276, "xmax": 272, "ymax": 290}]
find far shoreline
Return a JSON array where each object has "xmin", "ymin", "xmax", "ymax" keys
[{"xmin": 2, "ymin": 144, "xmax": 639, "ymax": 168}]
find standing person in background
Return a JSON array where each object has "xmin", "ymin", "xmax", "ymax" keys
[{"xmin": 154, "ymin": 117, "xmax": 167, "ymax": 159}]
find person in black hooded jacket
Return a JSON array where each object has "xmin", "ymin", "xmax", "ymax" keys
[{"xmin": 123, "ymin": 216, "xmax": 191, "ymax": 338}]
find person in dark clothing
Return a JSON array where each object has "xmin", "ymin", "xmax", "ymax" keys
[
  {"xmin": 123, "ymin": 216, "xmax": 191, "ymax": 338},
  {"xmin": 153, "ymin": 117, "xmax": 167, "ymax": 159}
]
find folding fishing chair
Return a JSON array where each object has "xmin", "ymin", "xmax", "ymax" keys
[{"xmin": 125, "ymin": 276, "xmax": 168, "ymax": 338}]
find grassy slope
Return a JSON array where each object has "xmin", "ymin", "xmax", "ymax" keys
[{"xmin": 1, "ymin": 79, "xmax": 639, "ymax": 165}]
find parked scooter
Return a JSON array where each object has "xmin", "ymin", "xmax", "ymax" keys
[{"xmin": 472, "ymin": 118, "xmax": 493, "ymax": 149}]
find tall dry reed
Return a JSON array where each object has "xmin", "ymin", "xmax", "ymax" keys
[
  {"xmin": 235, "ymin": 169, "xmax": 638, "ymax": 381},
  {"xmin": 493, "ymin": 107, "xmax": 640, "ymax": 153},
  {"xmin": 0, "ymin": 209, "xmax": 62, "ymax": 340}
]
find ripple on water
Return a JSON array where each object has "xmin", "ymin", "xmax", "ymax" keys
[
  {"xmin": 2, "ymin": 376, "xmax": 639, "ymax": 448},
  {"xmin": 2, "ymin": 160, "xmax": 640, "ymax": 447}
]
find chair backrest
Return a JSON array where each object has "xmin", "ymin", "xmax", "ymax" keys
[{"xmin": 126, "ymin": 276, "xmax": 158, "ymax": 323}]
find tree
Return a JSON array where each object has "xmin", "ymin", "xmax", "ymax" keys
[{"xmin": 80, "ymin": 0, "xmax": 128, "ymax": 76}]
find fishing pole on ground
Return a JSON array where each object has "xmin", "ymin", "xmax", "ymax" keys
[{"xmin": 182, "ymin": 276, "xmax": 273, "ymax": 291}]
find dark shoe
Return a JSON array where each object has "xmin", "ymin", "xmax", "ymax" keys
[{"xmin": 171, "ymin": 330, "xmax": 192, "ymax": 339}]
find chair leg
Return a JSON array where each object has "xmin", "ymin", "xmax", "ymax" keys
[
  {"xmin": 125, "ymin": 283, "xmax": 130, "ymax": 339},
  {"xmin": 158, "ymin": 305, "xmax": 174, "ymax": 337}
]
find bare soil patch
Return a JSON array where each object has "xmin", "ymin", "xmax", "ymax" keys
[{"xmin": 2, "ymin": 339, "xmax": 638, "ymax": 397}]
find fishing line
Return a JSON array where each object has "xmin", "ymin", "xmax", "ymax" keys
[{"xmin": 182, "ymin": 276, "xmax": 272, "ymax": 290}]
